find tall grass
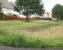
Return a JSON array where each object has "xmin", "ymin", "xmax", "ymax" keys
[
  {"xmin": 0, "ymin": 32, "xmax": 63, "ymax": 48},
  {"xmin": 0, "ymin": 32, "xmax": 45, "ymax": 48},
  {"xmin": 0, "ymin": 20, "xmax": 63, "ymax": 48}
]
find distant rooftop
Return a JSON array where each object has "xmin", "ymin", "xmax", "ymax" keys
[{"xmin": 0, "ymin": 0, "xmax": 13, "ymax": 10}]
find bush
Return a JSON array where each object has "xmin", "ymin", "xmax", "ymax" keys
[
  {"xmin": 0, "ymin": 13, "xmax": 4, "ymax": 20},
  {"xmin": 0, "ymin": 13, "xmax": 3, "ymax": 17}
]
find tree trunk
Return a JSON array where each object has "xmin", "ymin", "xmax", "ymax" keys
[{"xmin": 26, "ymin": 16, "xmax": 29, "ymax": 22}]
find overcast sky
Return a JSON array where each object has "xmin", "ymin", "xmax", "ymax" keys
[
  {"xmin": 9, "ymin": 0, "xmax": 63, "ymax": 12},
  {"xmin": 42, "ymin": 0, "xmax": 63, "ymax": 12}
]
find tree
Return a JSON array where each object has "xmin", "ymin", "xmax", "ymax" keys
[
  {"xmin": 14, "ymin": 0, "xmax": 44, "ymax": 21},
  {"xmin": 0, "ymin": 2, "xmax": 3, "ymax": 18},
  {"xmin": 0, "ymin": 3, "xmax": 2, "ymax": 13},
  {"xmin": 52, "ymin": 4, "xmax": 63, "ymax": 20}
]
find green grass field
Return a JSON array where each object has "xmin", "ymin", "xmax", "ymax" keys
[{"xmin": 0, "ymin": 20, "xmax": 63, "ymax": 48}]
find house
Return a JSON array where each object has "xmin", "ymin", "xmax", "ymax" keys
[
  {"xmin": 0, "ymin": 0, "xmax": 13, "ymax": 14},
  {"xmin": 0, "ymin": 0, "xmax": 27, "ymax": 18}
]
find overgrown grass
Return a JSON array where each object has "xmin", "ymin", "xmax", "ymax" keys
[
  {"xmin": 0, "ymin": 20, "xmax": 63, "ymax": 48},
  {"xmin": 0, "ymin": 32, "xmax": 46, "ymax": 48},
  {"xmin": 1, "ymin": 32, "xmax": 63, "ymax": 48}
]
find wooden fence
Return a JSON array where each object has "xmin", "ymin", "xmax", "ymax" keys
[{"xmin": 0, "ymin": 16, "xmax": 49, "ymax": 20}]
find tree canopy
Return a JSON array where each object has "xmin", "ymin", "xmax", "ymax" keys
[
  {"xmin": 0, "ymin": 3, "xmax": 2, "ymax": 13},
  {"xmin": 52, "ymin": 4, "xmax": 63, "ymax": 20},
  {"xmin": 14, "ymin": 0, "xmax": 44, "ymax": 21},
  {"xmin": 0, "ymin": 2, "xmax": 3, "ymax": 18}
]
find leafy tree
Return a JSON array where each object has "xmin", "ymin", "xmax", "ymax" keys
[
  {"xmin": 14, "ymin": 0, "xmax": 44, "ymax": 21},
  {"xmin": 52, "ymin": 4, "xmax": 63, "ymax": 20},
  {"xmin": 0, "ymin": 3, "xmax": 2, "ymax": 13},
  {"xmin": 0, "ymin": 2, "xmax": 3, "ymax": 18}
]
